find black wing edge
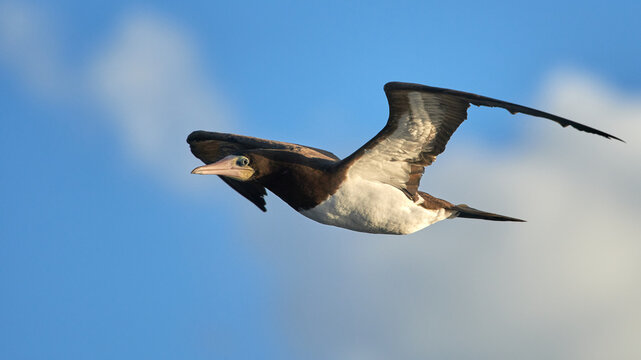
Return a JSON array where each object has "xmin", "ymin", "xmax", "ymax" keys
[
  {"xmin": 187, "ymin": 130, "xmax": 341, "ymax": 160},
  {"xmin": 187, "ymin": 130, "xmax": 263, "ymax": 145},
  {"xmin": 384, "ymin": 82, "xmax": 624, "ymax": 142},
  {"xmin": 220, "ymin": 177, "xmax": 267, "ymax": 212}
]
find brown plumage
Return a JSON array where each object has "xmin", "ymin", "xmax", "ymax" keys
[
  {"xmin": 188, "ymin": 132, "xmax": 345, "ymax": 211},
  {"xmin": 187, "ymin": 82, "xmax": 621, "ymax": 234}
]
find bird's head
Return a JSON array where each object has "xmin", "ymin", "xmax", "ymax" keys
[{"xmin": 191, "ymin": 154, "xmax": 257, "ymax": 181}]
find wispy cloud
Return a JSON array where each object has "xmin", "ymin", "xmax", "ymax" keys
[
  {"xmin": 3, "ymin": 3, "xmax": 639, "ymax": 358},
  {"xmin": 0, "ymin": 3, "xmax": 230, "ymax": 187},
  {"xmin": 247, "ymin": 69, "xmax": 641, "ymax": 360},
  {"xmin": 88, "ymin": 12, "xmax": 232, "ymax": 184}
]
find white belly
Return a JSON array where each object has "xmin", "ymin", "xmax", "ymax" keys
[{"xmin": 299, "ymin": 175, "xmax": 454, "ymax": 235}]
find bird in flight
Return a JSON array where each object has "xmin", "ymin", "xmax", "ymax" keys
[{"xmin": 188, "ymin": 82, "xmax": 621, "ymax": 234}]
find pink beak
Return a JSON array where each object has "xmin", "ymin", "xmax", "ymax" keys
[{"xmin": 191, "ymin": 155, "xmax": 244, "ymax": 177}]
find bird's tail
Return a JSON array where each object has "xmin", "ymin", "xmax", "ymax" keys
[{"xmin": 452, "ymin": 204, "xmax": 525, "ymax": 222}]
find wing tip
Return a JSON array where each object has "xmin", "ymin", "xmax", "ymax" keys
[
  {"xmin": 257, "ymin": 193, "xmax": 268, "ymax": 212},
  {"xmin": 605, "ymin": 134, "xmax": 625, "ymax": 143},
  {"xmin": 606, "ymin": 133, "xmax": 625, "ymax": 143},
  {"xmin": 566, "ymin": 122, "xmax": 625, "ymax": 142},
  {"xmin": 187, "ymin": 130, "xmax": 208, "ymax": 144},
  {"xmin": 384, "ymin": 82, "xmax": 625, "ymax": 143}
]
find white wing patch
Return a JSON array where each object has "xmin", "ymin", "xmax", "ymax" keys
[{"xmin": 347, "ymin": 91, "xmax": 440, "ymax": 189}]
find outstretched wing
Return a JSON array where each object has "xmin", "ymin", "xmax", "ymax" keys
[
  {"xmin": 339, "ymin": 82, "xmax": 622, "ymax": 200},
  {"xmin": 187, "ymin": 131, "xmax": 340, "ymax": 211}
]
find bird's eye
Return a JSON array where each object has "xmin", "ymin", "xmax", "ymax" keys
[{"xmin": 237, "ymin": 156, "xmax": 249, "ymax": 167}]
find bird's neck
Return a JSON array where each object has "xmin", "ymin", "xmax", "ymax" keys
[{"xmin": 257, "ymin": 157, "xmax": 345, "ymax": 211}]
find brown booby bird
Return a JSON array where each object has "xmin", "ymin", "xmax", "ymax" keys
[{"xmin": 188, "ymin": 82, "xmax": 621, "ymax": 234}]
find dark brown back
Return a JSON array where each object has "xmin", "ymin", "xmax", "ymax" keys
[{"xmin": 187, "ymin": 131, "xmax": 341, "ymax": 211}]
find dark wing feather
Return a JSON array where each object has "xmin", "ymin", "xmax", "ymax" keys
[
  {"xmin": 219, "ymin": 177, "xmax": 267, "ymax": 212},
  {"xmin": 390, "ymin": 82, "xmax": 623, "ymax": 142},
  {"xmin": 187, "ymin": 131, "xmax": 340, "ymax": 211},
  {"xmin": 339, "ymin": 82, "xmax": 622, "ymax": 200},
  {"xmin": 188, "ymin": 131, "xmax": 340, "ymax": 161}
]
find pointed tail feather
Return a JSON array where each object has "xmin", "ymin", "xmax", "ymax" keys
[{"xmin": 453, "ymin": 204, "xmax": 525, "ymax": 222}]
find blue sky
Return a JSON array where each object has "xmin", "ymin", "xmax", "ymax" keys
[{"xmin": 1, "ymin": 1, "xmax": 640, "ymax": 359}]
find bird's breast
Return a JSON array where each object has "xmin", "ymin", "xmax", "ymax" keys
[{"xmin": 298, "ymin": 175, "xmax": 453, "ymax": 235}]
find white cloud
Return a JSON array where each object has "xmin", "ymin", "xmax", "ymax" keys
[
  {"xmin": 3, "ymin": 4, "xmax": 640, "ymax": 357},
  {"xmin": 0, "ymin": 3, "xmax": 230, "ymax": 188},
  {"xmin": 247, "ymin": 69, "xmax": 641, "ymax": 360},
  {"xmin": 88, "ymin": 12, "xmax": 232, "ymax": 186}
]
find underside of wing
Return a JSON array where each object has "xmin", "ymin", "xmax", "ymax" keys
[
  {"xmin": 339, "ymin": 82, "xmax": 622, "ymax": 200},
  {"xmin": 187, "ymin": 130, "xmax": 340, "ymax": 211},
  {"xmin": 388, "ymin": 82, "xmax": 623, "ymax": 141},
  {"xmin": 339, "ymin": 84, "xmax": 471, "ymax": 199}
]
